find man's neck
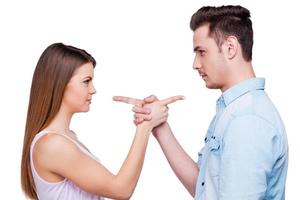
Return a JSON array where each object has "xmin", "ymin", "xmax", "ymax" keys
[{"xmin": 221, "ymin": 61, "xmax": 255, "ymax": 92}]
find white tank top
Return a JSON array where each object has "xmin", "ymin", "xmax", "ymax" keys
[{"xmin": 30, "ymin": 130, "xmax": 104, "ymax": 200}]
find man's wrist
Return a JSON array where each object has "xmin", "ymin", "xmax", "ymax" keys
[{"xmin": 153, "ymin": 122, "xmax": 169, "ymax": 138}]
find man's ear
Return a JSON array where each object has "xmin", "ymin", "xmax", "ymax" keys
[{"xmin": 222, "ymin": 36, "xmax": 239, "ymax": 60}]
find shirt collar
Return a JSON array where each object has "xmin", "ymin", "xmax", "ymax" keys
[{"xmin": 219, "ymin": 77, "xmax": 265, "ymax": 107}]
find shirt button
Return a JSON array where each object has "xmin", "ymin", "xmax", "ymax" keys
[{"xmin": 201, "ymin": 182, "xmax": 205, "ymax": 186}]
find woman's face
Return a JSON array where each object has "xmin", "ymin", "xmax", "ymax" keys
[{"xmin": 61, "ymin": 62, "xmax": 96, "ymax": 113}]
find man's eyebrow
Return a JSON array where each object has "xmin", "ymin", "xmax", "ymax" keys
[
  {"xmin": 193, "ymin": 46, "xmax": 204, "ymax": 52},
  {"xmin": 194, "ymin": 45, "xmax": 206, "ymax": 52}
]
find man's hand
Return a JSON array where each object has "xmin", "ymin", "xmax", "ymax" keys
[{"xmin": 113, "ymin": 95, "xmax": 184, "ymax": 125}]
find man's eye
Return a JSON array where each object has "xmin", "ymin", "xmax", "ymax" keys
[{"xmin": 198, "ymin": 50, "xmax": 205, "ymax": 56}]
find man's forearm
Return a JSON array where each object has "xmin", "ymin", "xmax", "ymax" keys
[{"xmin": 154, "ymin": 122, "xmax": 199, "ymax": 197}]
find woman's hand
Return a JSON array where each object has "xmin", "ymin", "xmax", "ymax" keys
[{"xmin": 113, "ymin": 95, "xmax": 184, "ymax": 130}]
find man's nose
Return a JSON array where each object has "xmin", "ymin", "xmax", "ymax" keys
[{"xmin": 193, "ymin": 56, "xmax": 202, "ymax": 70}]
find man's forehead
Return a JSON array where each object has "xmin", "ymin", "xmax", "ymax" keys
[
  {"xmin": 193, "ymin": 26, "xmax": 211, "ymax": 44},
  {"xmin": 193, "ymin": 26, "xmax": 214, "ymax": 47}
]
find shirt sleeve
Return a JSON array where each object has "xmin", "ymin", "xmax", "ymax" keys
[{"xmin": 218, "ymin": 115, "xmax": 282, "ymax": 200}]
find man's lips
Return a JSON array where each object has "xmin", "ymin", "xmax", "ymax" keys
[{"xmin": 199, "ymin": 72, "xmax": 208, "ymax": 79}]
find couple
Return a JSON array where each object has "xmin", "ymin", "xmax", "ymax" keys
[{"xmin": 21, "ymin": 5, "xmax": 288, "ymax": 200}]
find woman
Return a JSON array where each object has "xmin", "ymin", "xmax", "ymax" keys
[{"xmin": 21, "ymin": 43, "xmax": 183, "ymax": 200}]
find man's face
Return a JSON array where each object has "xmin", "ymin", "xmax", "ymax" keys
[{"xmin": 192, "ymin": 24, "xmax": 228, "ymax": 90}]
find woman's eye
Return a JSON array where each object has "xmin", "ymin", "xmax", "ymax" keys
[{"xmin": 83, "ymin": 79, "xmax": 91, "ymax": 84}]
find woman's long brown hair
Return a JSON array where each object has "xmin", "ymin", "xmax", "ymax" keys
[{"xmin": 21, "ymin": 43, "xmax": 96, "ymax": 199}]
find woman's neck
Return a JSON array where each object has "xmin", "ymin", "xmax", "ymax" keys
[{"xmin": 45, "ymin": 108, "xmax": 73, "ymax": 137}]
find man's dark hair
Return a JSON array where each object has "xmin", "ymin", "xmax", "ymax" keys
[{"xmin": 190, "ymin": 5, "xmax": 253, "ymax": 61}]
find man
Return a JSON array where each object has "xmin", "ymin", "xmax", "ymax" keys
[{"xmin": 114, "ymin": 5, "xmax": 288, "ymax": 200}]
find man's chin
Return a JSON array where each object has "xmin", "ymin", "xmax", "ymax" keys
[{"xmin": 205, "ymin": 83, "xmax": 219, "ymax": 90}]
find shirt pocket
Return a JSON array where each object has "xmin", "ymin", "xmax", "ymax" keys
[{"xmin": 207, "ymin": 137, "xmax": 221, "ymax": 178}]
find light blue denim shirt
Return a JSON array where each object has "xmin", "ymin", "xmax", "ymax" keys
[{"xmin": 195, "ymin": 78, "xmax": 288, "ymax": 200}]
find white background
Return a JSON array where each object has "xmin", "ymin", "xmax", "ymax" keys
[{"xmin": 0, "ymin": 0, "xmax": 299, "ymax": 199}]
